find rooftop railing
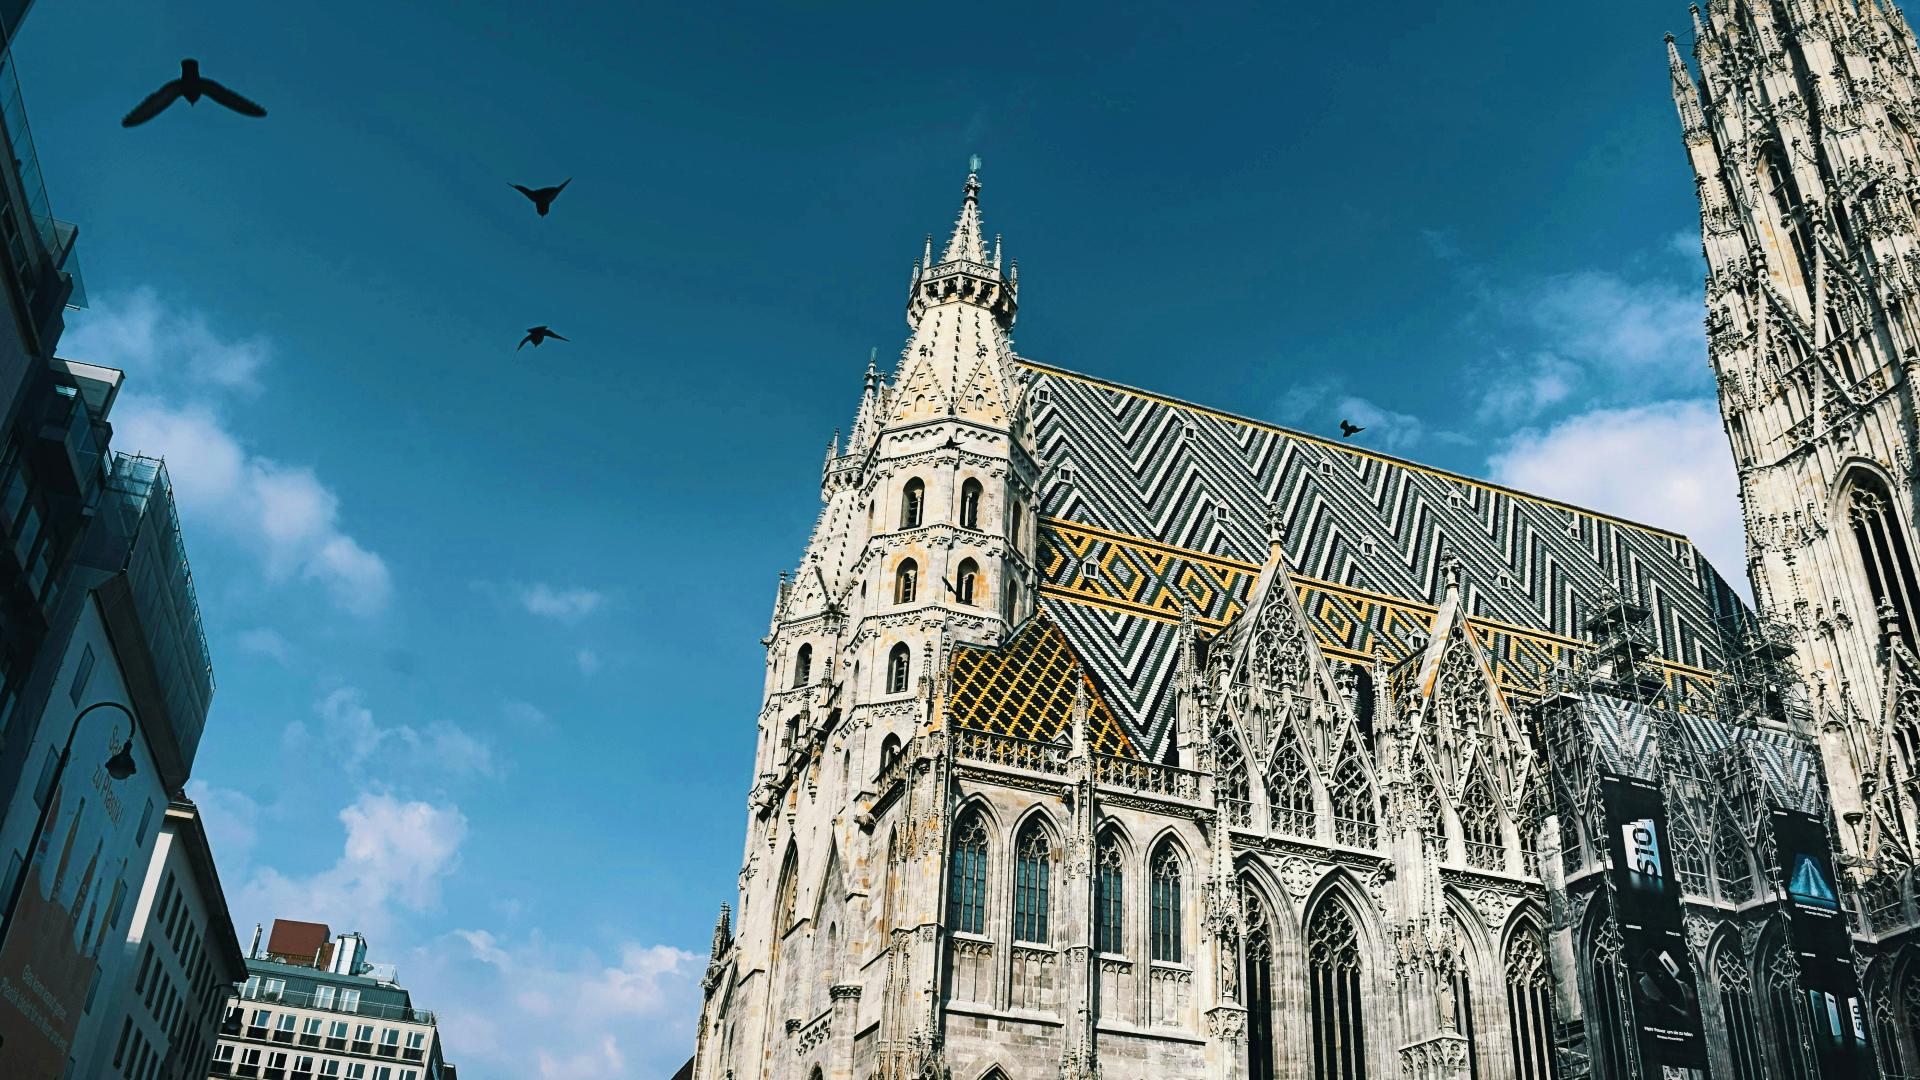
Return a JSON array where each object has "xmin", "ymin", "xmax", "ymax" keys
[{"xmin": 235, "ymin": 980, "xmax": 437, "ymax": 1026}]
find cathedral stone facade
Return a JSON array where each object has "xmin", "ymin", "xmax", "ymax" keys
[{"xmin": 689, "ymin": 4, "xmax": 1920, "ymax": 1078}]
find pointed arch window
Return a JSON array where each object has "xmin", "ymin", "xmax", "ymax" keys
[
  {"xmin": 900, "ymin": 478, "xmax": 925, "ymax": 528},
  {"xmin": 895, "ymin": 559, "xmax": 918, "ymax": 605},
  {"xmin": 1762, "ymin": 932, "xmax": 1814, "ymax": 1080},
  {"xmin": 955, "ymin": 558, "xmax": 979, "ymax": 606},
  {"xmin": 881, "ymin": 831, "xmax": 900, "ymax": 937},
  {"xmin": 774, "ymin": 847, "xmax": 799, "ymax": 947},
  {"xmin": 1459, "ymin": 768, "xmax": 1503, "ymax": 871},
  {"xmin": 947, "ymin": 811, "xmax": 988, "ymax": 935},
  {"xmin": 1505, "ymin": 923, "xmax": 1555, "ymax": 1080},
  {"xmin": 1582, "ymin": 906, "xmax": 1632, "ymax": 1080},
  {"xmin": 1847, "ymin": 471, "xmax": 1920, "ymax": 651},
  {"xmin": 960, "ymin": 479, "xmax": 983, "ymax": 530},
  {"xmin": 1150, "ymin": 845, "xmax": 1183, "ymax": 963},
  {"xmin": 1243, "ymin": 881, "xmax": 1277, "ymax": 1080},
  {"xmin": 1013, "ymin": 821, "xmax": 1052, "ymax": 943},
  {"xmin": 1268, "ymin": 735, "xmax": 1317, "ymax": 838},
  {"xmin": 1330, "ymin": 749, "xmax": 1378, "ymax": 848},
  {"xmin": 887, "ymin": 643, "xmax": 912, "ymax": 695},
  {"xmin": 1716, "ymin": 942, "xmax": 1765, "ymax": 1080},
  {"xmin": 1213, "ymin": 724, "xmax": 1252, "ymax": 827},
  {"xmin": 1094, "ymin": 833, "xmax": 1124, "ymax": 954},
  {"xmin": 792, "ymin": 644, "xmax": 812, "ymax": 688},
  {"xmin": 1307, "ymin": 898, "xmax": 1368, "ymax": 1080}
]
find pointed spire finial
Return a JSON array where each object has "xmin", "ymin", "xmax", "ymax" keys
[
  {"xmin": 940, "ymin": 162, "xmax": 989, "ymax": 264},
  {"xmin": 1440, "ymin": 552, "xmax": 1463, "ymax": 598},
  {"xmin": 1267, "ymin": 502, "xmax": 1287, "ymax": 560},
  {"xmin": 969, "ymin": 152, "xmax": 981, "ymax": 174}
]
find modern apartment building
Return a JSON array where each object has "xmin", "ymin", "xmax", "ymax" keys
[{"xmin": 209, "ymin": 920, "xmax": 456, "ymax": 1080}]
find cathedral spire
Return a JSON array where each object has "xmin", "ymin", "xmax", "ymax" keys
[{"xmin": 940, "ymin": 157, "xmax": 989, "ymax": 265}]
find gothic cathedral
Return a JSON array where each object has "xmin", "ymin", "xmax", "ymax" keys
[{"xmin": 690, "ymin": 4, "xmax": 1920, "ymax": 1079}]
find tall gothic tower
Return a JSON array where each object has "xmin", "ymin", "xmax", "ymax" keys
[{"xmin": 1673, "ymin": 0, "xmax": 1920, "ymax": 877}]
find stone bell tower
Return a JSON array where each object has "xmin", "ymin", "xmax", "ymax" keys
[{"xmin": 1672, "ymin": 0, "xmax": 1920, "ymax": 878}]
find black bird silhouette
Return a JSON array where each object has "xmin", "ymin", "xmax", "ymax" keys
[
  {"xmin": 519, "ymin": 326, "xmax": 568, "ymax": 350},
  {"xmin": 1339, "ymin": 420, "xmax": 1366, "ymax": 439},
  {"xmin": 122, "ymin": 60, "xmax": 267, "ymax": 127},
  {"xmin": 512, "ymin": 179, "xmax": 572, "ymax": 216}
]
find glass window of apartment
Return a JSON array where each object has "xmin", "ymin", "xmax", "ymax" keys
[
  {"xmin": 319, "ymin": 1061, "xmax": 341, "ymax": 1077},
  {"xmin": 354, "ymin": 1023, "xmax": 374, "ymax": 1045},
  {"xmin": 66, "ymin": 645, "xmax": 94, "ymax": 704},
  {"xmin": 243, "ymin": 975, "xmax": 261, "ymax": 999},
  {"xmin": 242, "ymin": 1047, "xmax": 263, "ymax": 1065},
  {"xmin": 374, "ymin": 1068, "xmax": 392, "ymax": 1080},
  {"xmin": 328, "ymin": 1019, "xmax": 349, "ymax": 1043},
  {"xmin": 401, "ymin": 1072, "xmax": 417, "ymax": 1080},
  {"xmin": 380, "ymin": 1028, "xmax": 400, "ymax": 1048},
  {"xmin": 263, "ymin": 977, "xmax": 287, "ymax": 1000},
  {"xmin": 269, "ymin": 1051, "xmax": 289, "ymax": 1068},
  {"xmin": 303, "ymin": 1017, "xmax": 323, "ymax": 1036},
  {"xmin": 339, "ymin": 988, "xmax": 360, "ymax": 1012},
  {"xmin": 12, "ymin": 502, "xmax": 39, "ymax": 563},
  {"xmin": 314, "ymin": 985, "xmax": 336, "ymax": 1009},
  {"xmin": 403, "ymin": 1031, "xmax": 424, "ymax": 1057},
  {"xmin": 251, "ymin": 1008, "xmax": 272, "ymax": 1028},
  {"xmin": 294, "ymin": 1055, "xmax": 314, "ymax": 1072},
  {"xmin": 278, "ymin": 1012, "xmax": 297, "ymax": 1034},
  {"xmin": 31, "ymin": 747, "xmax": 57, "ymax": 809},
  {"xmin": 346, "ymin": 1065, "xmax": 367, "ymax": 1080}
]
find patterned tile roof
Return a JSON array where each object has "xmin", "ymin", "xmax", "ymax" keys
[
  {"xmin": 1021, "ymin": 361, "xmax": 1749, "ymax": 758},
  {"xmin": 947, "ymin": 615, "xmax": 1137, "ymax": 757}
]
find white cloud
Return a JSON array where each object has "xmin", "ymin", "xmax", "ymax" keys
[
  {"xmin": 409, "ymin": 929, "xmax": 700, "ymax": 1079},
  {"xmin": 239, "ymin": 793, "xmax": 467, "ymax": 935},
  {"xmin": 518, "ymin": 583, "xmax": 607, "ymax": 621},
  {"xmin": 575, "ymin": 648, "xmax": 601, "ymax": 676},
  {"xmin": 235, "ymin": 627, "xmax": 291, "ymax": 663},
  {"xmin": 1486, "ymin": 399, "xmax": 1749, "ymax": 594},
  {"xmin": 70, "ymin": 289, "xmax": 393, "ymax": 617},
  {"xmin": 60, "ymin": 285, "xmax": 271, "ymax": 393},
  {"xmin": 300, "ymin": 687, "xmax": 498, "ymax": 778}
]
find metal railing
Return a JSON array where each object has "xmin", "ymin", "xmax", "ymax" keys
[{"xmin": 235, "ymin": 981, "xmax": 437, "ymax": 1025}]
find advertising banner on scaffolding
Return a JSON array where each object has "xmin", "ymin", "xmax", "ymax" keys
[
  {"xmin": 1602, "ymin": 773, "xmax": 1708, "ymax": 1078},
  {"xmin": 1771, "ymin": 807, "xmax": 1874, "ymax": 1077}
]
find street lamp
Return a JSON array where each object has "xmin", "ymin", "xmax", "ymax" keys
[{"xmin": 0, "ymin": 699, "xmax": 143, "ymax": 955}]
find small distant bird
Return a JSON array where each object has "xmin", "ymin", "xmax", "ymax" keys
[
  {"xmin": 518, "ymin": 326, "xmax": 568, "ymax": 350},
  {"xmin": 512, "ymin": 179, "xmax": 572, "ymax": 216},
  {"xmin": 1339, "ymin": 420, "xmax": 1366, "ymax": 439},
  {"xmin": 122, "ymin": 59, "xmax": 267, "ymax": 127}
]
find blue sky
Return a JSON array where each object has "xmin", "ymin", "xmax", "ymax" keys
[{"xmin": 14, "ymin": 1, "xmax": 1733, "ymax": 1075}]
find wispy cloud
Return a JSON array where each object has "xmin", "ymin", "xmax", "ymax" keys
[
  {"xmin": 517, "ymin": 583, "xmax": 607, "ymax": 622},
  {"xmin": 68, "ymin": 291, "xmax": 392, "ymax": 616},
  {"xmin": 289, "ymin": 687, "xmax": 499, "ymax": 779},
  {"xmin": 575, "ymin": 648, "xmax": 602, "ymax": 677},
  {"xmin": 1274, "ymin": 381, "xmax": 1471, "ymax": 455},
  {"xmin": 235, "ymin": 627, "xmax": 291, "ymax": 664},
  {"xmin": 502, "ymin": 699, "xmax": 550, "ymax": 729}
]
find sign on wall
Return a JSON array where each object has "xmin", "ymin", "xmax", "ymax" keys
[
  {"xmin": 1602, "ymin": 775, "xmax": 1709, "ymax": 1079},
  {"xmin": 1771, "ymin": 808, "xmax": 1874, "ymax": 1077}
]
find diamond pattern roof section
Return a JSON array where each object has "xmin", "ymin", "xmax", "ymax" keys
[
  {"xmin": 947, "ymin": 614, "xmax": 1138, "ymax": 758},
  {"xmin": 1020, "ymin": 360, "xmax": 1749, "ymax": 758}
]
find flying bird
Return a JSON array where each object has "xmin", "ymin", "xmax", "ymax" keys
[
  {"xmin": 512, "ymin": 179, "xmax": 572, "ymax": 216},
  {"xmin": 122, "ymin": 60, "xmax": 267, "ymax": 127},
  {"xmin": 1339, "ymin": 420, "xmax": 1365, "ymax": 439},
  {"xmin": 519, "ymin": 326, "xmax": 568, "ymax": 350}
]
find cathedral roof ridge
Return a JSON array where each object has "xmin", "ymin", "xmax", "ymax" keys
[{"xmin": 1013, "ymin": 357, "xmax": 1697, "ymax": 547}]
